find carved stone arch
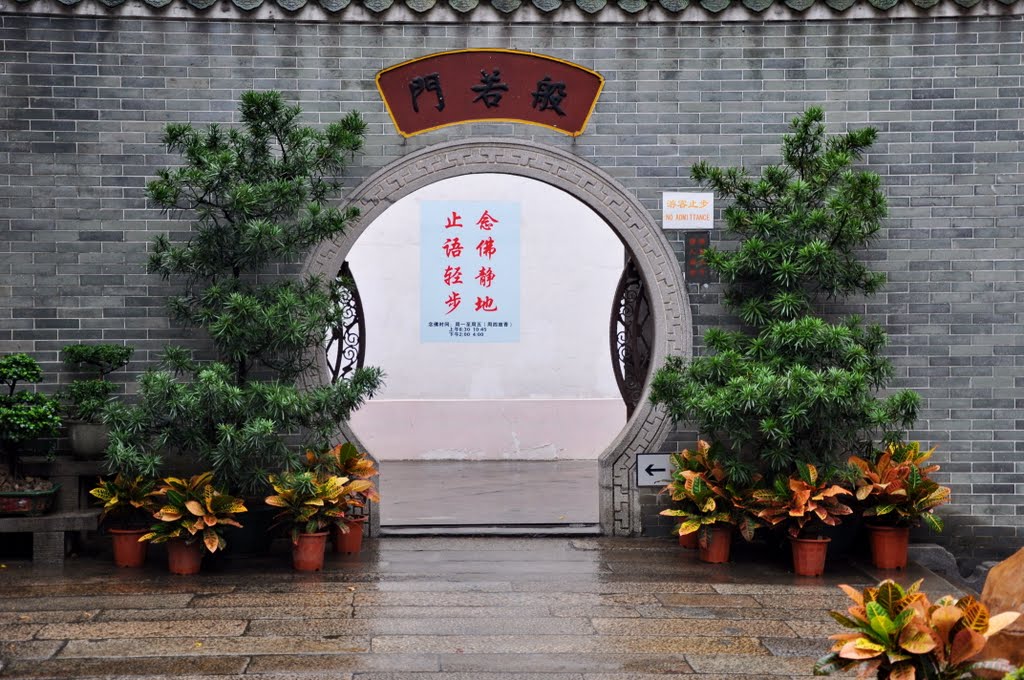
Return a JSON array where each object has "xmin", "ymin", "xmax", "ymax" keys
[{"xmin": 300, "ymin": 138, "xmax": 692, "ymax": 536}]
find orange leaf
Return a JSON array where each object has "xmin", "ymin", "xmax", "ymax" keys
[
  {"xmin": 839, "ymin": 584, "xmax": 864, "ymax": 607},
  {"xmin": 888, "ymin": 661, "xmax": 916, "ymax": 680},
  {"xmin": 986, "ymin": 611, "xmax": 1021, "ymax": 637},
  {"xmin": 838, "ymin": 639, "xmax": 884, "ymax": 661},
  {"xmin": 899, "ymin": 622, "xmax": 937, "ymax": 654},
  {"xmin": 929, "ymin": 605, "xmax": 963, "ymax": 643},
  {"xmin": 948, "ymin": 628, "xmax": 986, "ymax": 666}
]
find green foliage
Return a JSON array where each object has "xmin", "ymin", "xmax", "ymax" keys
[
  {"xmin": 62, "ymin": 344, "xmax": 133, "ymax": 379},
  {"xmin": 0, "ymin": 354, "xmax": 62, "ymax": 477},
  {"xmin": 0, "ymin": 354, "xmax": 45, "ymax": 395},
  {"xmin": 140, "ymin": 471, "xmax": 247, "ymax": 553},
  {"xmin": 61, "ymin": 379, "xmax": 116, "ymax": 422},
  {"xmin": 650, "ymin": 108, "xmax": 920, "ymax": 474},
  {"xmin": 106, "ymin": 351, "xmax": 380, "ymax": 497},
  {"xmin": 145, "ymin": 90, "xmax": 368, "ymax": 383},
  {"xmin": 107, "ymin": 91, "xmax": 383, "ymax": 493},
  {"xmin": 60, "ymin": 344, "xmax": 134, "ymax": 423}
]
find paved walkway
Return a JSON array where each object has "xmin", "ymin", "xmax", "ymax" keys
[
  {"xmin": 0, "ymin": 537, "xmax": 960, "ymax": 679},
  {"xmin": 379, "ymin": 461, "xmax": 599, "ymax": 527}
]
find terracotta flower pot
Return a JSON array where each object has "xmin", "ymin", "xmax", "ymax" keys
[
  {"xmin": 867, "ymin": 525, "xmax": 910, "ymax": 569},
  {"xmin": 678, "ymin": 531, "xmax": 699, "ymax": 549},
  {"xmin": 698, "ymin": 524, "xmax": 733, "ymax": 564},
  {"xmin": 331, "ymin": 517, "xmax": 367, "ymax": 555},
  {"xmin": 790, "ymin": 535, "xmax": 831, "ymax": 577},
  {"xmin": 166, "ymin": 539, "xmax": 203, "ymax": 575},
  {"xmin": 109, "ymin": 528, "xmax": 147, "ymax": 568},
  {"xmin": 293, "ymin": 531, "xmax": 329, "ymax": 572}
]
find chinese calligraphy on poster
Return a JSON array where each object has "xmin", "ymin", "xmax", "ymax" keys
[
  {"xmin": 661, "ymin": 192, "xmax": 714, "ymax": 230},
  {"xmin": 421, "ymin": 201, "xmax": 521, "ymax": 343}
]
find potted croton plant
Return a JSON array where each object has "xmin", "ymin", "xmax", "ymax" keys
[
  {"xmin": 814, "ymin": 578, "xmax": 1020, "ymax": 679},
  {"xmin": 89, "ymin": 474, "xmax": 160, "ymax": 568},
  {"xmin": 303, "ymin": 443, "xmax": 380, "ymax": 554},
  {"xmin": 140, "ymin": 472, "xmax": 247, "ymax": 575},
  {"xmin": 659, "ymin": 440, "xmax": 759, "ymax": 563},
  {"xmin": 849, "ymin": 440, "xmax": 951, "ymax": 570},
  {"xmin": 265, "ymin": 470, "xmax": 372, "ymax": 571},
  {"xmin": 0, "ymin": 353, "xmax": 62, "ymax": 515},
  {"xmin": 752, "ymin": 462, "xmax": 853, "ymax": 577}
]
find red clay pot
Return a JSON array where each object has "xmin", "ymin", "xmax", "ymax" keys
[
  {"xmin": 678, "ymin": 531, "xmax": 699, "ymax": 549},
  {"xmin": 109, "ymin": 528, "xmax": 147, "ymax": 568},
  {"xmin": 166, "ymin": 539, "xmax": 203, "ymax": 575},
  {"xmin": 331, "ymin": 517, "xmax": 366, "ymax": 555},
  {"xmin": 293, "ymin": 532, "xmax": 329, "ymax": 572},
  {"xmin": 790, "ymin": 536, "xmax": 831, "ymax": 577},
  {"xmin": 698, "ymin": 524, "xmax": 733, "ymax": 564},
  {"xmin": 867, "ymin": 525, "xmax": 910, "ymax": 569}
]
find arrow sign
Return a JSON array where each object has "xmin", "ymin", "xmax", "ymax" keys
[{"xmin": 636, "ymin": 453, "xmax": 672, "ymax": 487}]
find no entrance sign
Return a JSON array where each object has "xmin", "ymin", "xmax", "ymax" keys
[{"xmin": 636, "ymin": 453, "xmax": 672, "ymax": 487}]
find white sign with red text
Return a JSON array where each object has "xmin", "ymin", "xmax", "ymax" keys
[{"xmin": 662, "ymin": 192, "xmax": 714, "ymax": 230}]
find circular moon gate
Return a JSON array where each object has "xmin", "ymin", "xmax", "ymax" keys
[{"xmin": 301, "ymin": 139, "xmax": 692, "ymax": 536}]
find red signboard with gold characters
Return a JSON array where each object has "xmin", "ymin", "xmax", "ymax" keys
[{"xmin": 376, "ymin": 49, "xmax": 604, "ymax": 138}]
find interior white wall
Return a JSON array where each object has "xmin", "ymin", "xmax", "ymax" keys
[{"xmin": 342, "ymin": 173, "xmax": 626, "ymax": 460}]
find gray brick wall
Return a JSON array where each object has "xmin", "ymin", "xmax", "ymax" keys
[{"xmin": 1, "ymin": 12, "xmax": 1021, "ymax": 562}]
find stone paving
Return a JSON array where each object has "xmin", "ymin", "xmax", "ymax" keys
[{"xmin": 0, "ymin": 537, "xmax": 962, "ymax": 679}]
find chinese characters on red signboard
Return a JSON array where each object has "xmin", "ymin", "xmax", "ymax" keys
[
  {"xmin": 377, "ymin": 50, "xmax": 604, "ymax": 138},
  {"xmin": 421, "ymin": 201, "xmax": 520, "ymax": 343}
]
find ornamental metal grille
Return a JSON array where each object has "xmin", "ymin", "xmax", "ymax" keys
[
  {"xmin": 326, "ymin": 261, "xmax": 366, "ymax": 384},
  {"xmin": 610, "ymin": 256, "xmax": 653, "ymax": 419}
]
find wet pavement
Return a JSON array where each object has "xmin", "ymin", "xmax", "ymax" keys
[
  {"xmin": 379, "ymin": 461, "xmax": 600, "ymax": 528},
  {"xmin": 0, "ymin": 536, "xmax": 960, "ymax": 679}
]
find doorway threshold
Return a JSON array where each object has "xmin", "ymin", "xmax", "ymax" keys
[{"xmin": 380, "ymin": 523, "xmax": 601, "ymax": 537}]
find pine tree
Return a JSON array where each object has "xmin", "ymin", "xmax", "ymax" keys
[
  {"xmin": 107, "ymin": 92, "xmax": 383, "ymax": 496},
  {"xmin": 650, "ymin": 108, "xmax": 919, "ymax": 478}
]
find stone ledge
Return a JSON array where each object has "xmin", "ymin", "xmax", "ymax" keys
[{"xmin": 0, "ymin": 509, "xmax": 100, "ymax": 533}]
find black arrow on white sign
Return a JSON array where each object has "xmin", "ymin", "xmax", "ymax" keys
[{"xmin": 644, "ymin": 464, "xmax": 666, "ymax": 476}]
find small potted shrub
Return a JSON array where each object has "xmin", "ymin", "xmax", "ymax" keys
[
  {"xmin": 849, "ymin": 441, "xmax": 951, "ymax": 570},
  {"xmin": 658, "ymin": 440, "xmax": 759, "ymax": 563},
  {"xmin": 751, "ymin": 462, "xmax": 853, "ymax": 577},
  {"xmin": 0, "ymin": 353, "xmax": 62, "ymax": 515},
  {"xmin": 60, "ymin": 344, "xmax": 133, "ymax": 460},
  {"xmin": 265, "ymin": 470, "xmax": 372, "ymax": 571},
  {"xmin": 140, "ymin": 472, "xmax": 247, "ymax": 575},
  {"xmin": 303, "ymin": 443, "xmax": 379, "ymax": 554},
  {"xmin": 814, "ymin": 579, "xmax": 1020, "ymax": 679},
  {"xmin": 89, "ymin": 474, "xmax": 160, "ymax": 567}
]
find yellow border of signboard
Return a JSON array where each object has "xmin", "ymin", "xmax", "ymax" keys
[{"xmin": 375, "ymin": 48, "xmax": 605, "ymax": 138}]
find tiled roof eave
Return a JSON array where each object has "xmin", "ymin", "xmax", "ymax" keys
[{"xmin": 15, "ymin": 0, "xmax": 1022, "ymax": 19}]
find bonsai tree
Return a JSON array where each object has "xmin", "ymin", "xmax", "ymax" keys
[
  {"xmin": 60, "ymin": 344, "xmax": 134, "ymax": 423},
  {"xmin": 650, "ymin": 108, "xmax": 920, "ymax": 477},
  {"xmin": 0, "ymin": 353, "xmax": 62, "ymax": 487},
  {"xmin": 106, "ymin": 91, "xmax": 383, "ymax": 496}
]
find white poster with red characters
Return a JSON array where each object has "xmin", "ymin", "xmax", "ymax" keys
[{"xmin": 420, "ymin": 201, "xmax": 521, "ymax": 343}]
